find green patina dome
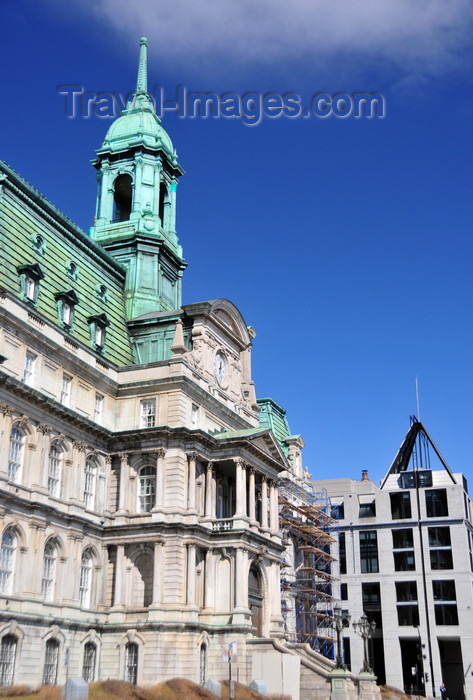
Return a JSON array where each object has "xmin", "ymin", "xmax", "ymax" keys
[
  {"xmin": 97, "ymin": 37, "xmax": 178, "ymax": 164},
  {"xmin": 100, "ymin": 94, "xmax": 177, "ymax": 162}
]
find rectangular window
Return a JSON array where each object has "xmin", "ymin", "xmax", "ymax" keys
[
  {"xmin": 359, "ymin": 530, "xmax": 378, "ymax": 573},
  {"xmin": 23, "ymin": 351, "xmax": 37, "ymax": 386},
  {"xmin": 426, "ymin": 489, "xmax": 448, "ymax": 517},
  {"xmin": 94, "ymin": 393, "xmax": 104, "ymax": 424},
  {"xmin": 25, "ymin": 276, "xmax": 37, "ymax": 302},
  {"xmin": 392, "ymin": 528, "xmax": 414, "ymax": 549},
  {"xmin": 359, "ymin": 501, "xmax": 376, "ymax": 518},
  {"xmin": 397, "ymin": 604, "xmax": 419, "ymax": 626},
  {"xmin": 61, "ymin": 374, "xmax": 72, "ymax": 407},
  {"xmin": 396, "ymin": 580, "xmax": 418, "ymax": 602},
  {"xmin": 394, "ymin": 550, "xmax": 416, "ymax": 571},
  {"xmin": 339, "ymin": 532, "xmax": 347, "ymax": 575},
  {"xmin": 341, "ymin": 583, "xmax": 348, "ymax": 600},
  {"xmin": 362, "ymin": 582, "xmax": 382, "ymax": 629},
  {"xmin": 433, "ymin": 580, "xmax": 458, "ymax": 625},
  {"xmin": 390, "ymin": 492, "xmax": 412, "ymax": 519},
  {"xmin": 430, "ymin": 549, "xmax": 453, "ymax": 570},
  {"xmin": 140, "ymin": 399, "xmax": 156, "ymax": 428},
  {"xmin": 428, "ymin": 527, "xmax": 451, "ymax": 547},
  {"xmin": 331, "ymin": 502, "xmax": 345, "ymax": 519},
  {"xmin": 191, "ymin": 403, "xmax": 199, "ymax": 429}
]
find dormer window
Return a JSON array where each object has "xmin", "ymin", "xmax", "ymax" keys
[
  {"xmin": 97, "ymin": 284, "xmax": 108, "ymax": 302},
  {"xmin": 17, "ymin": 263, "xmax": 44, "ymax": 305},
  {"xmin": 55, "ymin": 290, "xmax": 79, "ymax": 330},
  {"xmin": 66, "ymin": 261, "xmax": 78, "ymax": 280},
  {"xmin": 32, "ymin": 234, "xmax": 46, "ymax": 255},
  {"xmin": 87, "ymin": 313, "xmax": 110, "ymax": 353}
]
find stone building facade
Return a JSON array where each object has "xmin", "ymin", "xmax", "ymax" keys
[{"xmin": 0, "ymin": 38, "xmax": 294, "ymax": 687}]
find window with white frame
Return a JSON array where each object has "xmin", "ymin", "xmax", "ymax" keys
[
  {"xmin": 125, "ymin": 642, "xmax": 138, "ymax": 684},
  {"xmin": 94, "ymin": 393, "xmax": 104, "ymax": 424},
  {"xmin": 87, "ymin": 313, "xmax": 110, "ymax": 353},
  {"xmin": 82, "ymin": 642, "xmax": 96, "ymax": 682},
  {"xmin": 42, "ymin": 638, "xmax": 59, "ymax": 686},
  {"xmin": 23, "ymin": 351, "xmax": 37, "ymax": 385},
  {"xmin": 61, "ymin": 374, "xmax": 72, "ymax": 406},
  {"xmin": 140, "ymin": 399, "xmax": 156, "ymax": 428},
  {"xmin": 17, "ymin": 263, "xmax": 44, "ymax": 305},
  {"xmin": 0, "ymin": 530, "xmax": 16, "ymax": 594},
  {"xmin": 79, "ymin": 550, "xmax": 93, "ymax": 608},
  {"xmin": 137, "ymin": 465, "xmax": 156, "ymax": 513},
  {"xmin": 8, "ymin": 428, "xmax": 24, "ymax": 483},
  {"xmin": 41, "ymin": 540, "xmax": 57, "ymax": 601},
  {"xmin": 0, "ymin": 635, "xmax": 17, "ymax": 686},
  {"xmin": 47, "ymin": 445, "xmax": 62, "ymax": 497},
  {"xmin": 84, "ymin": 458, "xmax": 97, "ymax": 510}
]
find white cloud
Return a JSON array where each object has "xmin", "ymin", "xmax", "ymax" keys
[{"xmin": 74, "ymin": 0, "xmax": 473, "ymax": 80}]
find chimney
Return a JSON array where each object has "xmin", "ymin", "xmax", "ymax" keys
[{"xmin": 361, "ymin": 469, "xmax": 369, "ymax": 481}]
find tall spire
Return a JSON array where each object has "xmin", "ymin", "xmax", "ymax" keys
[{"xmin": 136, "ymin": 36, "xmax": 148, "ymax": 96}]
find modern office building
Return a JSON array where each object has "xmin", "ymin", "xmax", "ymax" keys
[{"xmin": 315, "ymin": 418, "xmax": 473, "ymax": 700}]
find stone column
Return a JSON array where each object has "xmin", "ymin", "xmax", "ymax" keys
[
  {"xmin": 113, "ymin": 544, "xmax": 125, "ymax": 607},
  {"xmin": 269, "ymin": 480, "xmax": 279, "ymax": 531},
  {"xmin": 71, "ymin": 441, "xmax": 87, "ymax": 504},
  {"xmin": 187, "ymin": 452, "xmax": 197, "ymax": 511},
  {"xmin": 235, "ymin": 458, "xmax": 243, "ymax": 516},
  {"xmin": 117, "ymin": 453, "xmax": 129, "ymax": 514},
  {"xmin": 98, "ymin": 544, "xmax": 109, "ymax": 608},
  {"xmin": 152, "ymin": 541, "xmax": 163, "ymax": 606},
  {"xmin": 35, "ymin": 423, "xmax": 52, "ymax": 489},
  {"xmin": 203, "ymin": 548, "xmax": 214, "ymax": 611},
  {"xmin": 205, "ymin": 462, "xmax": 213, "ymax": 517},
  {"xmin": 0, "ymin": 405, "xmax": 13, "ymax": 476},
  {"xmin": 155, "ymin": 448, "xmax": 165, "ymax": 508},
  {"xmin": 248, "ymin": 468, "xmax": 256, "ymax": 522},
  {"xmin": 234, "ymin": 548, "xmax": 245, "ymax": 609},
  {"xmin": 261, "ymin": 477, "xmax": 269, "ymax": 530},
  {"xmin": 187, "ymin": 544, "xmax": 196, "ymax": 606}
]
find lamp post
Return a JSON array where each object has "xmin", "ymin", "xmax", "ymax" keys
[
  {"xmin": 333, "ymin": 604, "xmax": 350, "ymax": 669},
  {"xmin": 353, "ymin": 613, "xmax": 376, "ymax": 673},
  {"xmin": 413, "ymin": 625, "xmax": 426, "ymax": 697}
]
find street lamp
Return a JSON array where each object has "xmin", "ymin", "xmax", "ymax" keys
[
  {"xmin": 333, "ymin": 604, "xmax": 351, "ymax": 669},
  {"xmin": 353, "ymin": 613, "xmax": 376, "ymax": 673}
]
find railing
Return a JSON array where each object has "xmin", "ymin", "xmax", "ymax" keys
[{"xmin": 212, "ymin": 518, "xmax": 233, "ymax": 531}]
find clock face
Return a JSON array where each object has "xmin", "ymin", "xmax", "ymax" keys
[{"xmin": 214, "ymin": 351, "xmax": 227, "ymax": 385}]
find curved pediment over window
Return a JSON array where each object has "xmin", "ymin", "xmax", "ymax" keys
[{"xmin": 183, "ymin": 298, "xmax": 254, "ymax": 350}]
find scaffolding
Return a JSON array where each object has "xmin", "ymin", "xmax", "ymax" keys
[{"xmin": 279, "ymin": 476, "xmax": 339, "ymax": 659}]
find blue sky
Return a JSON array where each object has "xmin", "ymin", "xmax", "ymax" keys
[{"xmin": 1, "ymin": 0, "xmax": 473, "ymax": 487}]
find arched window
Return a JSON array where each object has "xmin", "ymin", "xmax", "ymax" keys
[
  {"xmin": 158, "ymin": 183, "xmax": 171, "ymax": 230},
  {"xmin": 8, "ymin": 428, "xmax": 24, "ymax": 483},
  {"xmin": 0, "ymin": 530, "xmax": 16, "ymax": 594},
  {"xmin": 113, "ymin": 174, "xmax": 133, "ymax": 222},
  {"xmin": 79, "ymin": 550, "xmax": 93, "ymax": 608},
  {"xmin": 41, "ymin": 540, "xmax": 57, "ymax": 601},
  {"xmin": 84, "ymin": 458, "xmax": 97, "ymax": 510},
  {"xmin": 82, "ymin": 642, "xmax": 96, "ymax": 682},
  {"xmin": 249, "ymin": 566, "xmax": 264, "ymax": 636},
  {"xmin": 0, "ymin": 635, "xmax": 17, "ymax": 686},
  {"xmin": 42, "ymin": 638, "xmax": 59, "ymax": 686},
  {"xmin": 199, "ymin": 643, "xmax": 207, "ymax": 685},
  {"xmin": 137, "ymin": 465, "xmax": 156, "ymax": 513},
  {"xmin": 48, "ymin": 445, "xmax": 63, "ymax": 497},
  {"xmin": 124, "ymin": 642, "xmax": 138, "ymax": 684}
]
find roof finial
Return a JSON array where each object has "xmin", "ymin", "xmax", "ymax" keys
[{"xmin": 136, "ymin": 36, "xmax": 148, "ymax": 96}]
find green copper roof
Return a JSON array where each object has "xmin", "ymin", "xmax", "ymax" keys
[
  {"xmin": 97, "ymin": 37, "xmax": 178, "ymax": 165},
  {"xmin": 258, "ymin": 397, "xmax": 293, "ymax": 456}
]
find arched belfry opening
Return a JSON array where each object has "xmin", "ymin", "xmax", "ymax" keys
[
  {"xmin": 158, "ymin": 182, "xmax": 171, "ymax": 230},
  {"xmin": 113, "ymin": 174, "xmax": 133, "ymax": 222},
  {"xmin": 249, "ymin": 566, "xmax": 264, "ymax": 636}
]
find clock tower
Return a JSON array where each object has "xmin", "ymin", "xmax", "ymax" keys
[{"xmin": 91, "ymin": 37, "xmax": 186, "ymax": 320}]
